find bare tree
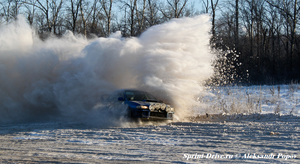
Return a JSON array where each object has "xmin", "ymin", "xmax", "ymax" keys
[
  {"xmin": 160, "ymin": 0, "xmax": 188, "ymax": 19},
  {"xmin": 199, "ymin": 0, "xmax": 218, "ymax": 37},
  {"xmin": 145, "ymin": 0, "xmax": 160, "ymax": 26},
  {"xmin": 89, "ymin": 0, "xmax": 103, "ymax": 36},
  {"xmin": 266, "ymin": 0, "xmax": 300, "ymax": 76},
  {"xmin": 70, "ymin": 0, "xmax": 98, "ymax": 37},
  {"xmin": 235, "ymin": 0, "xmax": 239, "ymax": 47},
  {"xmin": 0, "ymin": 1, "xmax": 11, "ymax": 22},
  {"xmin": 23, "ymin": 0, "xmax": 36, "ymax": 26},
  {"xmin": 50, "ymin": 0, "xmax": 63, "ymax": 35},
  {"xmin": 25, "ymin": 0, "xmax": 63, "ymax": 34},
  {"xmin": 211, "ymin": 0, "xmax": 219, "ymax": 37},
  {"xmin": 100, "ymin": 0, "xmax": 113, "ymax": 36},
  {"xmin": 201, "ymin": 0, "xmax": 209, "ymax": 14},
  {"xmin": 135, "ymin": 0, "xmax": 146, "ymax": 35},
  {"xmin": 264, "ymin": 1, "xmax": 283, "ymax": 78},
  {"xmin": 1, "ymin": 0, "xmax": 24, "ymax": 22},
  {"xmin": 120, "ymin": 0, "xmax": 137, "ymax": 36},
  {"xmin": 68, "ymin": 0, "xmax": 81, "ymax": 33},
  {"xmin": 79, "ymin": 0, "xmax": 87, "ymax": 37}
]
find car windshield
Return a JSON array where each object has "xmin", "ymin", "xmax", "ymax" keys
[{"xmin": 125, "ymin": 91, "xmax": 157, "ymax": 101}]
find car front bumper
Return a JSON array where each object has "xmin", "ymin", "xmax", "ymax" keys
[{"xmin": 132, "ymin": 110, "xmax": 174, "ymax": 120}]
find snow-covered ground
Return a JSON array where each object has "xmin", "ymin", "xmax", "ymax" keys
[
  {"xmin": 0, "ymin": 85, "xmax": 299, "ymax": 163},
  {"xmin": 198, "ymin": 84, "xmax": 300, "ymax": 116}
]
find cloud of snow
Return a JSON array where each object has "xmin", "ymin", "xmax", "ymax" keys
[{"xmin": 0, "ymin": 15, "xmax": 213, "ymax": 125}]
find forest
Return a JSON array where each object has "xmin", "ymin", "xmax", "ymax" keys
[{"xmin": 0, "ymin": 0, "xmax": 299, "ymax": 85}]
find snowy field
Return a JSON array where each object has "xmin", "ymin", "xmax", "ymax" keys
[
  {"xmin": 0, "ymin": 85, "xmax": 299, "ymax": 164},
  {"xmin": 198, "ymin": 84, "xmax": 300, "ymax": 116}
]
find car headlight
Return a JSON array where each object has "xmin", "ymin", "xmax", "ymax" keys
[
  {"xmin": 154, "ymin": 103, "xmax": 161, "ymax": 110},
  {"xmin": 160, "ymin": 103, "xmax": 166, "ymax": 110},
  {"xmin": 136, "ymin": 105, "xmax": 148, "ymax": 109},
  {"xmin": 166, "ymin": 105, "xmax": 174, "ymax": 112},
  {"xmin": 149, "ymin": 104, "xmax": 155, "ymax": 111}
]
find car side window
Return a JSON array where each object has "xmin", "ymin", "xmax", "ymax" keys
[{"xmin": 125, "ymin": 91, "xmax": 134, "ymax": 101}]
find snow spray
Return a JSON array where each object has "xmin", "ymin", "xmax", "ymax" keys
[{"xmin": 0, "ymin": 15, "xmax": 213, "ymax": 125}]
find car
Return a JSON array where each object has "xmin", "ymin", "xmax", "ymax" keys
[{"xmin": 111, "ymin": 89, "xmax": 174, "ymax": 120}]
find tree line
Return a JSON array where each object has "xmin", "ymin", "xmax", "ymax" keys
[
  {"xmin": 213, "ymin": 0, "xmax": 300, "ymax": 85},
  {"xmin": 1, "ymin": 0, "xmax": 299, "ymax": 85},
  {"xmin": 0, "ymin": 0, "xmax": 194, "ymax": 38}
]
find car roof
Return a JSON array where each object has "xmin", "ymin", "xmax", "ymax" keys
[{"xmin": 116, "ymin": 89, "xmax": 146, "ymax": 92}]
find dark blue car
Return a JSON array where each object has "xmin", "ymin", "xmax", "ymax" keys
[{"xmin": 112, "ymin": 89, "xmax": 174, "ymax": 120}]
